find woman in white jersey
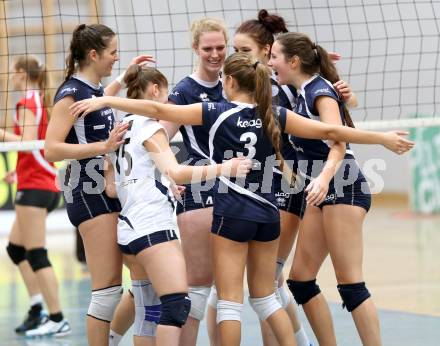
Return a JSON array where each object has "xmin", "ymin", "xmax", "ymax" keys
[{"xmin": 103, "ymin": 64, "xmax": 251, "ymax": 346}]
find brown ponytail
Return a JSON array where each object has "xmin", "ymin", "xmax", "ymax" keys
[
  {"xmin": 223, "ymin": 53, "xmax": 284, "ymax": 167},
  {"xmin": 236, "ymin": 9, "xmax": 288, "ymax": 53},
  {"xmin": 276, "ymin": 32, "xmax": 355, "ymax": 127},
  {"xmin": 64, "ymin": 23, "xmax": 116, "ymax": 81},
  {"xmin": 13, "ymin": 55, "xmax": 52, "ymax": 118},
  {"xmin": 124, "ymin": 65, "xmax": 168, "ymax": 100},
  {"xmin": 254, "ymin": 62, "xmax": 283, "ymax": 166}
]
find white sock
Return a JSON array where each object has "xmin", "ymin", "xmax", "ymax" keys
[
  {"xmin": 30, "ymin": 293, "xmax": 43, "ymax": 307},
  {"xmin": 295, "ymin": 326, "xmax": 312, "ymax": 346},
  {"xmin": 109, "ymin": 330, "xmax": 123, "ymax": 346}
]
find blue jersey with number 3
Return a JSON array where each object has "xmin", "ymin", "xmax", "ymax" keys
[{"xmin": 202, "ymin": 101, "xmax": 287, "ymax": 223}]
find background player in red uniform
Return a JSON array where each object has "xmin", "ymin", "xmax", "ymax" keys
[{"xmin": 1, "ymin": 55, "xmax": 71, "ymax": 337}]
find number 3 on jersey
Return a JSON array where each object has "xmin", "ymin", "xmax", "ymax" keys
[
  {"xmin": 238, "ymin": 132, "xmax": 257, "ymax": 159},
  {"xmin": 116, "ymin": 120, "xmax": 133, "ymax": 176}
]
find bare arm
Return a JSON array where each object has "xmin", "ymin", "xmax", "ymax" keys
[
  {"xmin": 44, "ymin": 97, "xmax": 128, "ymax": 162},
  {"xmin": 0, "ymin": 128, "xmax": 22, "ymax": 142},
  {"xmin": 104, "ymin": 80, "xmax": 124, "ymax": 97},
  {"xmin": 104, "ymin": 55, "xmax": 156, "ymax": 96},
  {"xmin": 160, "ymin": 100, "xmax": 182, "ymax": 140},
  {"xmin": 316, "ymin": 97, "xmax": 346, "ymax": 179},
  {"xmin": 284, "ymin": 109, "xmax": 414, "ymax": 154},
  {"xmin": 144, "ymin": 129, "xmax": 251, "ymax": 185},
  {"xmin": 305, "ymin": 97, "xmax": 346, "ymax": 206},
  {"xmin": 17, "ymin": 107, "xmax": 38, "ymax": 141},
  {"xmin": 0, "ymin": 107, "xmax": 38, "ymax": 142},
  {"xmin": 104, "ymin": 156, "xmax": 118, "ymax": 198},
  {"xmin": 159, "ymin": 120, "xmax": 181, "ymax": 140},
  {"xmin": 70, "ymin": 96, "xmax": 203, "ymax": 125}
]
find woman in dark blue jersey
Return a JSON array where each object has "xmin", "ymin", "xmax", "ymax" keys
[
  {"xmin": 45, "ymin": 23, "xmax": 151, "ymax": 345},
  {"xmin": 231, "ymin": 9, "xmax": 358, "ymax": 346},
  {"xmin": 164, "ymin": 18, "xmax": 229, "ymax": 345},
  {"xmin": 269, "ymin": 32, "xmax": 387, "ymax": 346},
  {"xmin": 70, "ymin": 52, "xmax": 413, "ymax": 346},
  {"xmin": 231, "ymin": 10, "xmax": 311, "ymax": 346}
]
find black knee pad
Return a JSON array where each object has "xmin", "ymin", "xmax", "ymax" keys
[
  {"xmin": 287, "ymin": 279, "xmax": 321, "ymax": 305},
  {"xmin": 25, "ymin": 248, "xmax": 52, "ymax": 272},
  {"xmin": 337, "ymin": 282, "xmax": 371, "ymax": 312},
  {"xmin": 159, "ymin": 293, "xmax": 191, "ymax": 328},
  {"xmin": 6, "ymin": 242, "xmax": 26, "ymax": 265}
]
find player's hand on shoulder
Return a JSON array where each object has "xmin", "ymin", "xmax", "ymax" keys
[
  {"xmin": 221, "ymin": 156, "xmax": 253, "ymax": 178},
  {"xmin": 382, "ymin": 130, "xmax": 415, "ymax": 155}
]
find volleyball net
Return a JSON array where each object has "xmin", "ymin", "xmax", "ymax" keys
[{"xmin": 1, "ymin": 0, "xmax": 439, "ymax": 153}]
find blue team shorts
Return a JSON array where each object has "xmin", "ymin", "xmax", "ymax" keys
[
  {"xmin": 175, "ymin": 183, "xmax": 214, "ymax": 215},
  {"xmin": 211, "ymin": 214, "xmax": 280, "ymax": 243},
  {"xmin": 62, "ymin": 160, "xmax": 121, "ymax": 227},
  {"xmin": 272, "ymin": 173, "xmax": 305, "ymax": 219},
  {"xmin": 118, "ymin": 229, "xmax": 178, "ymax": 255},
  {"xmin": 65, "ymin": 188, "xmax": 121, "ymax": 227},
  {"xmin": 301, "ymin": 172, "xmax": 372, "ymax": 216}
]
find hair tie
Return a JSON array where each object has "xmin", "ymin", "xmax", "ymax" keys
[
  {"xmin": 253, "ymin": 61, "xmax": 260, "ymax": 69},
  {"xmin": 312, "ymin": 43, "xmax": 319, "ymax": 60}
]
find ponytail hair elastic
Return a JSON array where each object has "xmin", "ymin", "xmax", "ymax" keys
[{"xmin": 312, "ymin": 43, "xmax": 319, "ymax": 60}]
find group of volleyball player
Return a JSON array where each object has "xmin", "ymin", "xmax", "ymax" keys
[{"xmin": 3, "ymin": 8, "xmax": 414, "ymax": 346}]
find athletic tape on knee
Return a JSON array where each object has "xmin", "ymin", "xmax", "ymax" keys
[
  {"xmin": 276, "ymin": 258, "xmax": 285, "ymax": 280},
  {"xmin": 188, "ymin": 286, "xmax": 211, "ymax": 320},
  {"xmin": 249, "ymin": 293, "xmax": 282, "ymax": 321},
  {"xmin": 6, "ymin": 242, "xmax": 26, "ymax": 265},
  {"xmin": 216, "ymin": 300, "xmax": 243, "ymax": 324},
  {"xmin": 207, "ymin": 285, "xmax": 218, "ymax": 308},
  {"xmin": 159, "ymin": 293, "xmax": 191, "ymax": 328},
  {"xmin": 132, "ymin": 280, "xmax": 161, "ymax": 336},
  {"xmin": 277, "ymin": 285, "xmax": 292, "ymax": 308},
  {"xmin": 337, "ymin": 282, "xmax": 371, "ymax": 312},
  {"xmin": 87, "ymin": 285, "xmax": 123, "ymax": 322},
  {"xmin": 25, "ymin": 248, "xmax": 51, "ymax": 271},
  {"xmin": 287, "ymin": 279, "xmax": 321, "ymax": 305}
]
